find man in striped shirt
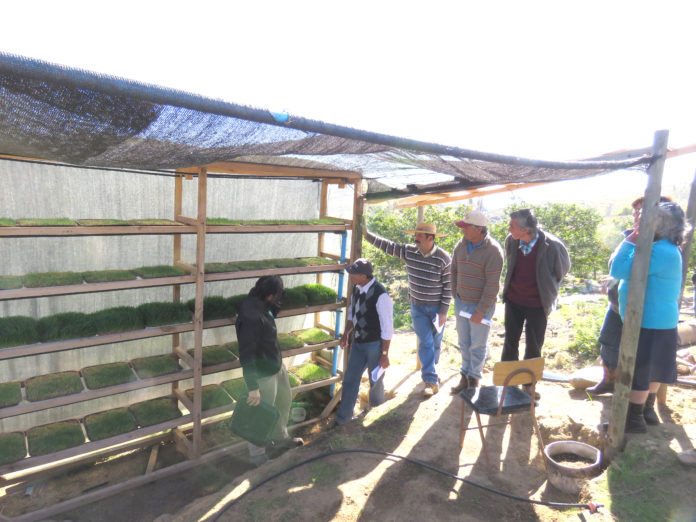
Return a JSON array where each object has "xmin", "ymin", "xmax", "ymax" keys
[
  {"xmin": 449, "ymin": 210, "xmax": 503, "ymax": 394},
  {"xmin": 364, "ymin": 222, "xmax": 452, "ymax": 396}
]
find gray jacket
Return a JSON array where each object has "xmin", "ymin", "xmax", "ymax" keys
[{"xmin": 503, "ymin": 229, "xmax": 570, "ymax": 316}]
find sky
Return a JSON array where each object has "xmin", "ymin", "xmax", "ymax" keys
[{"xmin": 1, "ymin": 1, "xmax": 695, "ymax": 207}]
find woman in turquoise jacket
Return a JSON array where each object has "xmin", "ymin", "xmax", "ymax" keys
[{"xmin": 610, "ymin": 201, "xmax": 687, "ymax": 433}]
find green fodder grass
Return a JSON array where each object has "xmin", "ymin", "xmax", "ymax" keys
[
  {"xmin": 187, "ymin": 345, "xmax": 236, "ymax": 366},
  {"xmin": 224, "ymin": 341, "xmax": 239, "ymax": 357},
  {"xmin": 278, "ymin": 333, "xmax": 304, "ymax": 350},
  {"xmin": 129, "ymin": 397, "xmax": 181, "ymax": 427},
  {"xmin": 289, "ymin": 363, "xmax": 331, "ymax": 383},
  {"xmin": 27, "ymin": 420, "xmax": 84, "ymax": 456},
  {"xmin": 204, "ymin": 262, "xmax": 236, "ymax": 273},
  {"xmin": 298, "ymin": 283, "xmax": 338, "ymax": 305},
  {"xmin": 128, "ymin": 218, "xmax": 180, "ymax": 225},
  {"xmin": 220, "ymin": 378, "xmax": 246, "ymax": 401},
  {"xmin": 131, "ymin": 355, "xmax": 181, "ymax": 379},
  {"xmin": 81, "ymin": 269, "xmax": 137, "ymax": 283},
  {"xmin": 0, "ymin": 316, "xmax": 39, "ymax": 347},
  {"xmin": 82, "ymin": 362, "xmax": 136, "ymax": 389},
  {"xmin": 0, "ymin": 218, "xmax": 17, "ymax": 226},
  {"xmin": 133, "ymin": 265, "xmax": 188, "ymax": 278},
  {"xmin": 185, "ymin": 385, "xmax": 234, "ymax": 411},
  {"xmin": 0, "ymin": 381, "xmax": 22, "ymax": 408},
  {"xmin": 76, "ymin": 219, "xmax": 129, "ymax": 226},
  {"xmin": 0, "ymin": 275, "xmax": 22, "ymax": 289},
  {"xmin": 84, "ymin": 408, "xmax": 138, "ymax": 441},
  {"xmin": 25, "ymin": 371, "xmax": 84, "ymax": 402},
  {"xmin": 226, "ymin": 294, "xmax": 246, "ymax": 315},
  {"xmin": 201, "ymin": 419, "xmax": 242, "ymax": 450},
  {"xmin": 23, "ymin": 271, "xmax": 83, "ymax": 287},
  {"xmin": 136, "ymin": 302, "xmax": 192, "ymax": 326},
  {"xmin": 0, "ymin": 432, "xmax": 26, "ymax": 465},
  {"xmin": 37, "ymin": 312, "xmax": 96, "ymax": 342},
  {"xmin": 288, "ymin": 372, "xmax": 301, "ymax": 388},
  {"xmin": 293, "ymin": 327, "xmax": 333, "ymax": 344},
  {"xmin": 186, "ymin": 295, "xmax": 235, "ymax": 320},
  {"xmin": 16, "ymin": 218, "xmax": 76, "ymax": 226},
  {"xmin": 280, "ymin": 287, "xmax": 308, "ymax": 309},
  {"xmin": 91, "ymin": 306, "xmax": 144, "ymax": 334}
]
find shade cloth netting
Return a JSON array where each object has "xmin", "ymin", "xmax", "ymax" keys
[{"xmin": 0, "ymin": 53, "xmax": 652, "ymax": 200}]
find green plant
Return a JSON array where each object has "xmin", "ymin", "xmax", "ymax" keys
[
  {"xmin": 204, "ymin": 262, "xmax": 235, "ymax": 273},
  {"xmin": 225, "ymin": 341, "xmax": 239, "ymax": 357},
  {"xmin": 220, "ymin": 378, "xmax": 247, "ymax": 401},
  {"xmin": 185, "ymin": 385, "xmax": 234, "ymax": 411},
  {"xmin": 37, "ymin": 312, "xmax": 96, "ymax": 341},
  {"xmin": 289, "ymin": 363, "xmax": 331, "ymax": 383},
  {"xmin": 227, "ymin": 294, "xmax": 246, "ymax": 315},
  {"xmin": 280, "ymin": 287, "xmax": 309, "ymax": 309},
  {"xmin": 23, "ymin": 271, "xmax": 83, "ymax": 287},
  {"xmin": 0, "ymin": 381, "xmax": 22, "ymax": 408},
  {"xmin": 299, "ymin": 284, "xmax": 337, "ymax": 305},
  {"xmin": 91, "ymin": 306, "xmax": 144, "ymax": 334},
  {"xmin": 133, "ymin": 265, "xmax": 188, "ymax": 279},
  {"xmin": 0, "ymin": 218, "xmax": 16, "ymax": 226},
  {"xmin": 0, "ymin": 316, "xmax": 39, "ymax": 347},
  {"xmin": 129, "ymin": 397, "xmax": 181, "ymax": 427},
  {"xmin": 76, "ymin": 219, "xmax": 129, "ymax": 226},
  {"xmin": 278, "ymin": 333, "xmax": 304, "ymax": 350},
  {"xmin": 84, "ymin": 408, "xmax": 138, "ymax": 441},
  {"xmin": 561, "ymin": 301, "xmax": 605, "ymax": 359},
  {"xmin": 201, "ymin": 419, "xmax": 242, "ymax": 450},
  {"xmin": 82, "ymin": 362, "xmax": 136, "ymax": 389},
  {"xmin": 25, "ymin": 371, "xmax": 84, "ymax": 402},
  {"xmin": 293, "ymin": 328, "xmax": 333, "ymax": 344},
  {"xmin": 136, "ymin": 302, "xmax": 192, "ymax": 326},
  {"xmin": 17, "ymin": 218, "xmax": 76, "ymax": 226},
  {"xmin": 132, "ymin": 355, "xmax": 181, "ymax": 378},
  {"xmin": 0, "ymin": 275, "xmax": 22, "ymax": 289},
  {"xmin": 128, "ymin": 218, "xmax": 180, "ymax": 225},
  {"xmin": 288, "ymin": 373, "xmax": 301, "ymax": 388},
  {"xmin": 27, "ymin": 420, "xmax": 84, "ymax": 456},
  {"xmin": 185, "ymin": 296, "xmax": 235, "ymax": 320},
  {"xmin": 187, "ymin": 345, "xmax": 236, "ymax": 366},
  {"xmin": 0, "ymin": 432, "xmax": 26, "ymax": 465},
  {"xmin": 81, "ymin": 269, "xmax": 137, "ymax": 283}
]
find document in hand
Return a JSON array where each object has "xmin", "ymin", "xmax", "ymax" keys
[
  {"xmin": 371, "ymin": 365, "xmax": 386, "ymax": 383},
  {"xmin": 432, "ymin": 315, "xmax": 445, "ymax": 334},
  {"xmin": 458, "ymin": 310, "xmax": 493, "ymax": 326}
]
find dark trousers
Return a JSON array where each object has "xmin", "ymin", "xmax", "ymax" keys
[{"xmin": 501, "ymin": 300, "xmax": 547, "ymax": 361}]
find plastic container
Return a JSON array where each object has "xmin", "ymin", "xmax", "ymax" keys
[
  {"xmin": 544, "ymin": 440, "xmax": 602, "ymax": 494},
  {"xmin": 290, "ymin": 407, "xmax": 307, "ymax": 423},
  {"xmin": 229, "ymin": 395, "xmax": 280, "ymax": 446}
]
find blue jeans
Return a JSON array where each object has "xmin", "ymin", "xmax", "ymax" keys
[
  {"xmin": 455, "ymin": 299, "xmax": 495, "ymax": 380},
  {"xmin": 411, "ymin": 304, "xmax": 444, "ymax": 384},
  {"xmin": 336, "ymin": 340, "xmax": 385, "ymax": 424}
]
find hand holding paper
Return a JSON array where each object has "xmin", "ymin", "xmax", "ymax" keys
[
  {"xmin": 371, "ymin": 365, "xmax": 385, "ymax": 382},
  {"xmin": 459, "ymin": 310, "xmax": 493, "ymax": 326},
  {"xmin": 432, "ymin": 316, "xmax": 445, "ymax": 334}
]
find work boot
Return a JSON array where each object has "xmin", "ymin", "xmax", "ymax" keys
[
  {"xmin": 587, "ymin": 365, "xmax": 615, "ymax": 395},
  {"xmin": 643, "ymin": 393, "xmax": 659, "ymax": 425},
  {"xmin": 423, "ymin": 382, "xmax": 439, "ymax": 397},
  {"xmin": 523, "ymin": 384, "xmax": 541, "ymax": 401},
  {"xmin": 467, "ymin": 377, "xmax": 479, "ymax": 388},
  {"xmin": 450, "ymin": 373, "xmax": 469, "ymax": 395},
  {"xmin": 625, "ymin": 402, "xmax": 647, "ymax": 434}
]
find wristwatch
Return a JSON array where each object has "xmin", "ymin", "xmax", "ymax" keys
[{"xmin": 382, "ymin": 351, "xmax": 388, "ymax": 355}]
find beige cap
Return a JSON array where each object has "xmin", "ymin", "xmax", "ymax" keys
[{"xmin": 455, "ymin": 210, "xmax": 489, "ymax": 228}]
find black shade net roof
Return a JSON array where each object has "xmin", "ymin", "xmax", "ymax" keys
[{"xmin": 0, "ymin": 53, "xmax": 653, "ymax": 200}]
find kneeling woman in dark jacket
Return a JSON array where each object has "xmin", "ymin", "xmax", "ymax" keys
[{"xmin": 236, "ymin": 275, "xmax": 302, "ymax": 464}]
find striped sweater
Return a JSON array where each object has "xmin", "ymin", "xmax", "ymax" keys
[
  {"xmin": 365, "ymin": 230, "xmax": 452, "ymax": 314},
  {"xmin": 451, "ymin": 235, "xmax": 504, "ymax": 315}
]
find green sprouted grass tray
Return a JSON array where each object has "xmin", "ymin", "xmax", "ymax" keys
[{"xmin": 84, "ymin": 408, "xmax": 138, "ymax": 441}]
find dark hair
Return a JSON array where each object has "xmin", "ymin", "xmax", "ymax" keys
[
  {"xmin": 654, "ymin": 202, "xmax": 687, "ymax": 246},
  {"xmin": 509, "ymin": 208, "xmax": 538, "ymax": 233},
  {"xmin": 249, "ymin": 275, "xmax": 284, "ymax": 300},
  {"xmin": 631, "ymin": 195, "xmax": 673, "ymax": 210}
]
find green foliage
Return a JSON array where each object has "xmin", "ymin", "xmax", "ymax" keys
[
  {"xmin": 0, "ymin": 432, "xmax": 26, "ymax": 465},
  {"xmin": 185, "ymin": 296, "xmax": 235, "ymax": 320},
  {"xmin": 0, "ymin": 218, "xmax": 16, "ymax": 226},
  {"xmin": 133, "ymin": 265, "xmax": 188, "ymax": 278},
  {"xmin": 299, "ymin": 283, "xmax": 338, "ymax": 305},
  {"xmin": 84, "ymin": 408, "xmax": 138, "ymax": 441},
  {"xmin": 293, "ymin": 328, "xmax": 333, "ymax": 344},
  {"xmin": 277, "ymin": 333, "xmax": 304, "ymax": 350},
  {"xmin": 25, "ymin": 371, "xmax": 84, "ymax": 402},
  {"xmin": 0, "ymin": 275, "xmax": 22, "ymax": 289},
  {"xmin": 0, "ymin": 381, "xmax": 22, "ymax": 408},
  {"xmin": 132, "ymin": 355, "xmax": 181, "ymax": 379},
  {"xmin": 281, "ymin": 287, "xmax": 309, "ymax": 308},
  {"xmin": 82, "ymin": 362, "xmax": 136, "ymax": 389},
  {"xmin": 227, "ymin": 294, "xmax": 247, "ymax": 315},
  {"xmin": 204, "ymin": 262, "xmax": 235, "ymax": 273},
  {"xmin": 136, "ymin": 301, "xmax": 192, "ymax": 326},
  {"xmin": 28, "ymin": 420, "xmax": 84, "ymax": 456},
  {"xmin": 17, "ymin": 218, "xmax": 76, "ymax": 226},
  {"xmin": 23, "ymin": 271, "xmax": 83, "ymax": 287},
  {"xmin": 185, "ymin": 385, "xmax": 234, "ymax": 411},
  {"xmin": 290, "ymin": 363, "xmax": 331, "ymax": 383},
  {"xmin": 559, "ymin": 301, "xmax": 605, "ymax": 359},
  {"xmin": 187, "ymin": 345, "xmax": 236, "ymax": 366},
  {"xmin": 0, "ymin": 316, "xmax": 39, "ymax": 347},
  {"xmin": 293, "ymin": 387, "xmax": 331, "ymax": 419},
  {"xmin": 129, "ymin": 397, "xmax": 181, "ymax": 427},
  {"xmin": 76, "ymin": 219, "xmax": 129, "ymax": 226},
  {"xmin": 128, "ymin": 218, "xmax": 180, "ymax": 225},
  {"xmin": 288, "ymin": 373, "xmax": 302, "ymax": 388},
  {"xmin": 225, "ymin": 341, "xmax": 240, "ymax": 357},
  {"xmin": 81, "ymin": 269, "xmax": 137, "ymax": 283},
  {"xmin": 91, "ymin": 306, "xmax": 144, "ymax": 334},
  {"xmin": 220, "ymin": 378, "xmax": 247, "ymax": 401},
  {"xmin": 37, "ymin": 312, "xmax": 96, "ymax": 342}
]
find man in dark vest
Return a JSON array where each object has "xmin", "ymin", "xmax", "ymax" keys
[
  {"xmin": 335, "ymin": 258, "xmax": 394, "ymax": 425},
  {"xmin": 501, "ymin": 208, "xmax": 570, "ymax": 398}
]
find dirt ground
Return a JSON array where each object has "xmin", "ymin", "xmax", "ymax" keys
[{"xmin": 4, "ymin": 305, "xmax": 696, "ymax": 521}]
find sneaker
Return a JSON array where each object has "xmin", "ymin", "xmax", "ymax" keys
[{"xmin": 423, "ymin": 382, "xmax": 439, "ymax": 397}]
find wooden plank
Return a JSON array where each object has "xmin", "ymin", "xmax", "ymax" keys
[
  {"xmin": 291, "ymin": 376, "xmax": 341, "ymax": 394},
  {"xmin": 173, "ymin": 261, "xmax": 194, "ymax": 273},
  {"xmin": 393, "ymin": 182, "xmax": 550, "ymax": 209},
  {"xmin": 171, "ymin": 428, "xmax": 192, "ymax": 458},
  {"xmin": 176, "ymin": 161, "xmax": 361, "ymax": 181},
  {"xmin": 174, "ymin": 215, "xmax": 198, "ymax": 226},
  {"xmin": 203, "ymin": 262, "xmax": 346, "ymax": 282},
  {"xmin": 320, "ymin": 387, "xmax": 343, "ymax": 418},
  {"xmin": 205, "ymin": 224, "xmax": 348, "ymax": 234},
  {"xmin": 174, "ymin": 388, "xmax": 193, "ymax": 413},
  {"xmin": 145, "ymin": 443, "xmax": 160, "ymax": 474},
  {"xmin": 174, "ymin": 346, "xmax": 195, "ymax": 369},
  {"xmin": 0, "ymin": 225, "xmax": 195, "ymax": 237}
]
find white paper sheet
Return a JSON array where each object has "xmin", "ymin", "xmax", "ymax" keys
[
  {"xmin": 371, "ymin": 365, "xmax": 386, "ymax": 382},
  {"xmin": 458, "ymin": 310, "xmax": 493, "ymax": 326}
]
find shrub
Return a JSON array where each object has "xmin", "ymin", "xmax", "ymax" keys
[
  {"xmin": 37, "ymin": 312, "xmax": 96, "ymax": 341},
  {"xmin": 129, "ymin": 397, "xmax": 181, "ymax": 427},
  {"xmin": 0, "ymin": 381, "xmax": 22, "ymax": 408},
  {"xmin": 133, "ymin": 265, "xmax": 188, "ymax": 279},
  {"xmin": 187, "ymin": 345, "xmax": 236, "ymax": 366},
  {"xmin": 220, "ymin": 378, "xmax": 247, "ymax": 401},
  {"xmin": 299, "ymin": 284, "xmax": 337, "ymax": 305},
  {"xmin": 91, "ymin": 306, "xmax": 144, "ymax": 334},
  {"xmin": 0, "ymin": 316, "xmax": 39, "ymax": 347},
  {"xmin": 293, "ymin": 328, "xmax": 333, "ymax": 344},
  {"xmin": 278, "ymin": 333, "xmax": 304, "ymax": 350},
  {"xmin": 23, "ymin": 271, "xmax": 83, "ymax": 288},
  {"xmin": 290, "ymin": 363, "xmax": 331, "ymax": 383},
  {"xmin": 17, "ymin": 218, "xmax": 76, "ymax": 226},
  {"xmin": 82, "ymin": 270, "xmax": 137, "ymax": 283},
  {"xmin": 132, "ymin": 355, "xmax": 181, "ymax": 379},
  {"xmin": 562, "ymin": 301, "xmax": 606, "ymax": 360},
  {"xmin": 280, "ymin": 287, "xmax": 308, "ymax": 309},
  {"xmin": 25, "ymin": 371, "xmax": 84, "ymax": 402},
  {"xmin": 0, "ymin": 432, "xmax": 26, "ymax": 465},
  {"xmin": 28, "ymin": 420, "xmax": 84, "ymax": 456},
  {"xmin": 84, "ymin": 408, "xmax": 138, "ymax": 441},
  {"xmin": 82, "ymin": 362, "xmax": 136, "ymax": 389},
  {"xmin": 185, "ymin": 296, "xmax": 235, "ymax": 320},
  {"xmin": 0, "ymin": 275, "xmax": 22, "ymax": 290},
  {"xmin": 185, "ymin": 385, "xmax": 234, "ymax": 411},
  {"xmin": 136, "ymin": 302, "xmax": 192, "ymax": 326}
]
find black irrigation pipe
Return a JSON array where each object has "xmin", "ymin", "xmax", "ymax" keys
[{"xmin": 208, "ymin": 448, "xmax": 601, "ymax": 521}]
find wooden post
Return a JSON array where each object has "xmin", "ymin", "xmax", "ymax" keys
[
  {"xmin": 315, "ymin": 181, "xmax": 329, "ymax": 328},
  {"xmin": 172, "ymin": 175, "xmax": 183, "ymax": 396},
  {"xmin": 606, "ymin": 130, "xmax": 669, "ymax": 460},
  {"xmin": 191, "ymin": 167, "xmax": 207, "ymax": 458},
  {"xmin": 678, "ymin": 169, "xmax": 696, "ymax": 306},
  {"xmin": 344, "ymin": 181, "xmax": 364, "ymax": 373},
  {"xmin": 416, "ymin": 204, "xmax": 424, "ymax": 370}
]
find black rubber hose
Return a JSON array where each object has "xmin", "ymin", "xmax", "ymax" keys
[{"xmin": 208, "ymin": 448, "xmax": 601, "ymax": 521}]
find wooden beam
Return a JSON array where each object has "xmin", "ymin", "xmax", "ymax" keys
[
  {"xmin": 172, "ymin": 428, "xmax": 193, "ymax": 459},
  {"xmin": 145, "ymin": 443, "xmax": 160, "ymax": 474},
  {"xmin": 176, "ymin": 161, "xmax": 361, "ymax": 181},
  {"xmin": 393, "ymin": 182, "xmax": 550, "ymax": 209},
  {"xmin": 679, "ymin": 169, "xmax": 696, "ymax": 306}
]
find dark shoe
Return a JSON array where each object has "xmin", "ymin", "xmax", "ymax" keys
[
  {"xmin": 625, "ymin": 402, "xmax": 647, "ymax": 434},
  {"xmin": 523, "ymin": 384, "xmax": 541, "ymax": 401},
  {"xmin": 643, "ymin": 393, "xmax": 659, "ymax": 425},
  {"xmin": 587, "ymin": 365, "xmax": 615, "ymax": 395},
  {"xmin": 266, "ymin": 437, "xmax": 304, "ymax": 458},
  {"xmin": 450, "ymin": 374, "xmax": 469, "ymax": 395},
  {"xmin": 467, "ymin": 377, "xmax": 479, "ymax": 388}
]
